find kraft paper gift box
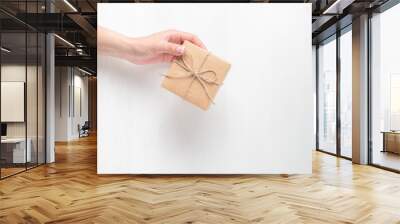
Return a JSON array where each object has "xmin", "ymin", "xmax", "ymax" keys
[{"xmin": 162, "ymin": 41, "xmax": 231, "ymax": 110}]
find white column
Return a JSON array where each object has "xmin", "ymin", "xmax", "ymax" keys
[{"xmin": 46, "ymin": 33, "xmax": 55, "ymax": 163}]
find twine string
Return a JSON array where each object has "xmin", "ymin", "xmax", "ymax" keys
[{"xmin": 164, "ymin": 52, "xmax": 220, "ymax": 104}]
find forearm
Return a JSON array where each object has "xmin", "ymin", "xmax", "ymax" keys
[
  {"xmin": 97, "ymin": 27, "xmax": 205, "ymax": 65},
  {"xmin": 97, "ymin": 26, "xmax": 138, "ymax": 59}
]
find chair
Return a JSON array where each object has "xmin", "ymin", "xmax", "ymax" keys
[{"xmin": 79, "ymin": 121, "xmax": 90, "ymax": 138}]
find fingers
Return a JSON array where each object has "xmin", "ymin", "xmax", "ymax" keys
[
  {"xmin": 176, "ymin": 31, "xmax": 207, "ymax": 50},
  {"xmin": 165, "ymin": 30, "xmax": 206, "ymax": 50},
  {"xmin": 153, "ymin": 30, "xmax": 206, "ymax": 60},
  {"xmin": 157, "ymin": 42, "xmax": 185, "ymax": 56}
]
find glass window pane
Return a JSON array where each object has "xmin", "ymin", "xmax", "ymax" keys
[
  {"xmin": 26, "ymin": 0, "xmax": 39, "ymax": 169},
  {"xmin": 0, "ymin": 1, "xmax": 46, "ymax": 179},
  {"xmin": 38, "ymin": 33, "xmax": 45, "ymax": 165},
  {"xmin": 371, "ymin": 4, "xmax": 400, "ymax": 171},
  {"xmin": 340, "ymin": 29, "xmax": 352, "ymax": 158},
  {"xmin": 1, "ymin": 31, "xmax": 27, "ymax": 177},
  {"xmin": 318, "ymin": 37, "xmax": 337, "ymax": 154},
  {"xmin": 27, "ymin": 31, "xmax": 38, "ymax": 169}
]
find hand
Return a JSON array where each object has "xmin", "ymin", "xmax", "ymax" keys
[
  {"xmin": 98, "ymin": 28, "xmax": 206, "ymax": 65},
  {"xmin": 126, "ymin": 30, "xmax": 206, "ymax": 65}
]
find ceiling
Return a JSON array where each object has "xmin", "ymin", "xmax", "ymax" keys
[{"xmin": 0, "ymin": 0, "xmax": 394, "ymax": 74}]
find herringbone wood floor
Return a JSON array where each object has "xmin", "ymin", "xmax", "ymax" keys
[{"xmin": 1, "ymin": 135, "xmax": 400, "ymax": 224}]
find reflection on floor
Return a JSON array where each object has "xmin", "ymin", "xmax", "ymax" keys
[
  {"xmin": 0, "ymin": 167, "xmax": 25, "ymax": 177},
  {"xmin": 341, "ymin": 147, "xmax": 352, "ymax": 158},
  {"xmin": 1, "ymin": 135, "xmax": 400, "ymax": 223},
  {"xmin": 373, "ymin": 150, "xmax": 400, "ymax": 170},
  {"xmin": 0, "ymin": 162, "xmax": 41, "ymax": 178}
]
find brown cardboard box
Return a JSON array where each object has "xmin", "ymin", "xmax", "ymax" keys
[{"xmin": 162, "ymin": 41, "xmax": 231, "ymax": 110}]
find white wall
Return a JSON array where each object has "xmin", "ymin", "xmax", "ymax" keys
[
  {"xmin": 55, "ymin": 67, "xmax": 69, "ymax": 141},
  {"xmin": 71, "ymin": 73, "xmax": 89, "ymax": 138},
  {"xmin": 55, "ymin": 67, "xmax": 89, "ymax": 141},
  {"xmin": 98, "ymin": 4, "xmax": 313, "ymax": 174},
  {"xmin": 1, "ymin": 65, "xmax": 38, "ymax": 138},
  {"xmin": 312, "ymin": 45, "xmax": 317, "ymax": 141},
  {"xmin": 1, "ymin": 65, "xmax": 26, "ymax": 128},
  {"xmin": 1, "ymin": 64, "xmax": 46, "ymax": 163}
]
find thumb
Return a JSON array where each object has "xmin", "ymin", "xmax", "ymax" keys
[{"xmin": 158, "ymin": 42, "xmax": 185, "ymax": 56}]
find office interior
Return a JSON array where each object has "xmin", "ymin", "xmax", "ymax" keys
[
  {"xmin": 0, "ymin": 0, "xmax": 97, "ymax": 179},
  {"xmin": 316, "ymin": 1, "xmax": 400, "ymax": 172},
  {"xmin": 1, "ymin": 0, "xmax": 400, "ymax": 222}
]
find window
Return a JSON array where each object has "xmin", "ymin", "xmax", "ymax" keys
[
  {"xmin": 318, "ymin": 36, "xmax": 337, "ymax": 154},
  {"xmin": 371, "ymin": 3, "xmax": 400, "ymax": 171},
  {"xmin": 0, "ymin": 1, "xmax": 46, "ymax": 179},
  {"xmin": 339, "ymin": 28, "xmax": 352, "ymax": 158}
]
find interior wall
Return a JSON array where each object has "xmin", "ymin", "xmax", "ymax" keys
[
  {"xmin": 76, "ymin": 70, "xmax": 89, "ymax": 137},
  {"xmin": 1, "ymin": 64, "xmax": 38, "ymax": 139},
  {"xmin": 88, "ymin": 77, "xmax": 97, "ymax": 132},
  {"xmin": 55, "ymin": 66, "xmax": 70, "ymax": 141},
  {"xmin": 1, "ymin": 63, "xmax": 45, "ymax": 168},
  {"xmin": 312, "ymin": 45, "xmax": 316, "ymax": 140},
  {"xmin": 55, "ymin": 66, "xmax": 89, "ymax": 141}
]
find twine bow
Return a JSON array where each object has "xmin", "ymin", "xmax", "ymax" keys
[{"xmin": 164, "ymin": 52, "xmax": 221, "ymax": 104}]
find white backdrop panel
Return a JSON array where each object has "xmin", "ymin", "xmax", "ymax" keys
[{"xmin": 97, "ymin": 3, "xmax": 313, "ymax": 174}]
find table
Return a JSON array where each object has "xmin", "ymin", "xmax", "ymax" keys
[
  {"xmin": 381, "ymin": 131, "xmax": 400, "ymax": 154},
  {"xmin": 1, "ymin": 138, "xmax": 31, "ymax": 164}
]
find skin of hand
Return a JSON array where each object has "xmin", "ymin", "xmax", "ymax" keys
[{"xmin": 98, "ymin": 27, "xmax": 206, "ymax": 65}]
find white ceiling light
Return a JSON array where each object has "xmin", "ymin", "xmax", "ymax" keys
[
  {"xmin": 323, "ymin": 0, "xmax": 355, "ymax": 15},
  {"xmin": 78, "ymin": 67, "xmax": 93, "ymax": 76},
  {"xmin": 1, "ymin": 47, "xmax": 11, "ymax": 53},
  {"xmin": 54, "ymin": 34, "xmax": 75, "ymax": 48},
  {"xmin": 63, "ymin": 0, "xmax": 78, "ymax": 12}
]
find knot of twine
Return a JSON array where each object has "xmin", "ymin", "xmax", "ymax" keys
[{"xmin": 164, "ymin": 53, "xmax": 221, "ymax": 104}]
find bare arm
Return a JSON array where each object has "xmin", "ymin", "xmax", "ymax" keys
[{"xmin": 97, "ymin": 27, "xmax": 206, "ymax": 65}]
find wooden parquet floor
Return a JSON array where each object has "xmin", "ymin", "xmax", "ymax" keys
[{"xmin": 1, "ymin": 135, "xmax": 400, "ymax": 224}]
